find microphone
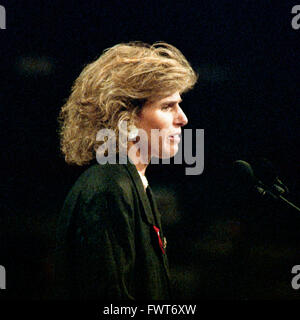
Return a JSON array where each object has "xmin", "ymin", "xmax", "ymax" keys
[{"xmin": 233, "ymin": 160, "xmax": 300, "ymax": 213}]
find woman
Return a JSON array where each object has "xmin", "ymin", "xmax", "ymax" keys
[{"xmin": 55, "ymin": 42, "xmax": 197, "ymax": 300}]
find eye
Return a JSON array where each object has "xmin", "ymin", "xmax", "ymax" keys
[{"xmin": 161, "ymin": 104, "xmax": 172, "ymax": 110}]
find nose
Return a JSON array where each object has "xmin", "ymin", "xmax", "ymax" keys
[{"xmin": 175, "ymin": 106, "xmax": 188, "ymax": 127}]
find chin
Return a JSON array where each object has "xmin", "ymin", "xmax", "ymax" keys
[{"xmin": 158, "ymin": 145, "xmax": 178, "ymax": 159}]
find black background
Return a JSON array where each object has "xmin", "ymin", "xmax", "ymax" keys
[{"xmin": 0, "ymin": 0, "xmax": 299, "ymax": 301}]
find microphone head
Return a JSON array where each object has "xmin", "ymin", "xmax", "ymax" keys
[
  {"xmin": 233, "ymin": 160, "xmax": 257, "ymax": 186},
  {"xmin": 228, "ymin": 160, "xmax": 261, "ymax": 206}
]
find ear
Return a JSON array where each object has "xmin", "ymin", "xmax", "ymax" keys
[{"xmin": 128, "ymin": 124, "xmax": 139, "ymax": 141}]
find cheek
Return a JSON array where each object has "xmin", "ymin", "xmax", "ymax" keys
[{"xmin": 138, "ymin": 110, "xmax": 172, "ymax": 143}]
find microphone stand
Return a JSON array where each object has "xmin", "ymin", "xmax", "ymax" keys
[{"xmin": 278, "ymin": 195, "xmax": 300, "ymax": 213}]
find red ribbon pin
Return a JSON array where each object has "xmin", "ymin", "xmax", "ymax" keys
[{"xmin": 153, "ymin": 225, "xmax": 165, "ymax": 254}]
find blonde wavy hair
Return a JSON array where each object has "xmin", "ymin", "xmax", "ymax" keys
[{"xmin": 58, "ymin": 41, "xmax": 197, "ymax": 165}]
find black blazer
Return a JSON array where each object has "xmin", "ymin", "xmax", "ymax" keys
[{"xmin": 54, "ymin": 160, "xmax": 171, "ymax": 300}]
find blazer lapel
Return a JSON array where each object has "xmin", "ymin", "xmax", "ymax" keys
[
  {"xmin": 146, "ymin": 186, "xmax": 163, "ymax": 231},
  {"xmin": 146, "ymin": 185, "xmax": 172, "ymax": 283}
]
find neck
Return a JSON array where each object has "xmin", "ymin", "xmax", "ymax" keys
[
  {"xmin": 134, "ymin": 162, "xmax": 148, "ymax": 176},
  {"xmin": 127, "ymin": 142, "xmax": 149, "ymax": 176}
]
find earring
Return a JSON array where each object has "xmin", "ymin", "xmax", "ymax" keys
[{"xmin": 128, "ymin": 125, "xmax": 138, "ymax": 141}]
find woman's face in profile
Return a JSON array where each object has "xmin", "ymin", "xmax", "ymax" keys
[{"xmin": 136, "ymin": 91, "xmax": 188, "ymax": 159}]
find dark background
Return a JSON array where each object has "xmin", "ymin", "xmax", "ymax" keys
[{"xmin": 0, "ymin": 0, "xmax": 299, "ymax": 300}]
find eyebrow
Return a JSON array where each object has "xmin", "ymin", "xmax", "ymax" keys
[{"xmin": 161, "ymin": 98, "xmax": 182, "ymax": 105}]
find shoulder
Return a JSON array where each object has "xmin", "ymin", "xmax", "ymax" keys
[{"xmin": 72, "ymin": 162, "xmax": 136, "ymax": 203}]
